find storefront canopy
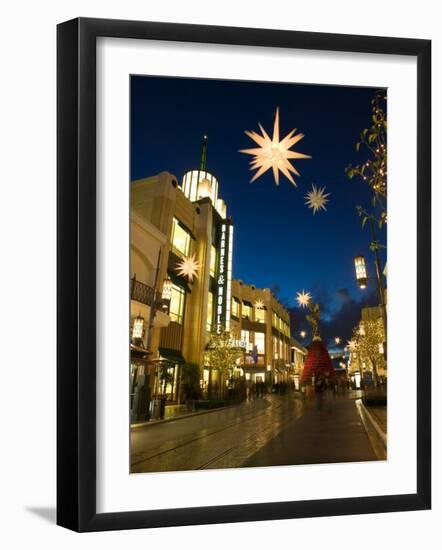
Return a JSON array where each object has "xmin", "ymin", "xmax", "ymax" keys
[{"xmin": 158, "ymin": 347, "xmax": 186, "ymax": 364}]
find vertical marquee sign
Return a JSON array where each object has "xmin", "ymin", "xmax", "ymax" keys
[{"xmin": 216, "ymin": 221, "xmax": 233, "ymax": 333}]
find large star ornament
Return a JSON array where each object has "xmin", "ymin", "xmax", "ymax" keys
[
  {"xmin": 176, "ymin": 254, "xmax": 200, "ymax": 283},
  {"xmin": 305, "ymin": 184, "xmax": 330, "ymax": 214},
  {"xmin": 240, "ymin": 108, "xmax": 311, "ymax": 186},
  {"xmin": 296, "ymin": 290, "xmax": 312, "ymax": 308}
]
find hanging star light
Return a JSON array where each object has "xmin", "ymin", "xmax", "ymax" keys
[
  {"xmin": 175, "ymin": 254, "xmax": 200, "ymax": 283},
  {"xmin": 239, "ymin": 107, "xmax": 311, "ymax": 186},
  {"xmin": 296, "ymin": 290, "xmax": 312, "ymax": 308},
  {"xmin": 254, "ymin": 299, "xmax": 265, "ymax": 310},
  {"xmin": 305, "ymin": 184, "xmax": 330, "ymax": 214}
]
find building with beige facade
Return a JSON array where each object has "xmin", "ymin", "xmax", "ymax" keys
[
  {"xmin": 229, "ymin": 280, "xmax": 293, "ymax": 385},
  {"xmin": 130, "ymin": 145, "xmax": 234, "ymax": 417}
]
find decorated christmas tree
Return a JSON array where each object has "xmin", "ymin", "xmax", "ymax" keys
[{"xmin": 296, "ymin": 291, "xmax": 336, "ymax": 383}]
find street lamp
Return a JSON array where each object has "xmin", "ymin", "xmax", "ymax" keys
[
  {"xmin": 354, "ymin": 255, "xmax": 368, "ymax": 289},
  {"xmin": 334, "ymin": 336, "xmax": 341, "ymax": 345},
  {"xmin": 300, "ymin": 330, "xmax": 306, "ymax": 339},
  {"xmin": 353, "ymin": 219, "xmax": 387, "ymax": 359}
]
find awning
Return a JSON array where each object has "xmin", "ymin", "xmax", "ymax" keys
[
  {"xmin": 130, "ymin": 344, "xmax": 151, "ymax": 362},
  {"xmin": 242, "ymin": 300, "xmax": 253, "ymax": 308},
  {"xmin": 158, "ymin": 347, "xmax": 186, "ymax": 364}
]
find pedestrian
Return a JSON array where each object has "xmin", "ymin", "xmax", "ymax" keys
[{"xmin": 315, "ymin": 376, "xmax": 325, "ymax": 410}]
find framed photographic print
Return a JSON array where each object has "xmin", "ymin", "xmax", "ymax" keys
[{"xmin": 57, "ymin": 17, "xmax": 431, "ymax": 532}]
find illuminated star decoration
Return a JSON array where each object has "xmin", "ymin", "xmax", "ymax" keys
[
  {"xmin": 305, "ymin": 184, "xmax": 330, "ymax": 214},
  {"xmin": 175, "ymin": 254, "xmax": 200, "ymax": 283},
  {"xmin": 239, "ymin": 107, "xmax": 311, "ymax": 186},
  {"xmin": 296, "ymin": 290, "xmax": 312, "ymax": 308},
  {"xmin": 254, "ymin": 299, "xmax": 265, "ymax": 310}
]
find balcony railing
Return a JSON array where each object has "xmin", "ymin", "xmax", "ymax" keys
[{"xmin": 130, "ymin": 277, "xmax": 156, "ymax": 307}]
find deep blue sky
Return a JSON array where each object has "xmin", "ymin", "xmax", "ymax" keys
[{"xmin": 131, "ymin": 76, "xmax": 386, "ymax": 345}]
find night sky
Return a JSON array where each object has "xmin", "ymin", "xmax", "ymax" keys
[{"xmin": 131, "ymin": 76, "xmax": 386, "ymax": 348}]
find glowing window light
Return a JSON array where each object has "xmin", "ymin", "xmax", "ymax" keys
[{"xmin": 354, "ymin": 255, "xmax": 368, "ymax": 289}]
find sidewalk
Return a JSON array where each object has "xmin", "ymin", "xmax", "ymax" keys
[
  {"xmin": 244, "ymin": 394, "xmax": 379, "ymax": 467},
  {"xmin": 131, "ymin": 403, "xmax": 232, "ymax": 430},
  {"xmin": 131, "ymin": 395, "xmax": 271, "ymax": 430}
]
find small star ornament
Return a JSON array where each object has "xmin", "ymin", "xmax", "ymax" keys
[
  {"xmin": 305, "ymin": 184, "xmax": 330, "ymax": 214},
  {"xmin": 254, "ymin": 299, "xmax": 265, "ymax": 310},
  {"xmin": 240, "ymin": 108, "xmax": 311, "ymax": 186},
  {"xmin": 296, "ymin": 290, "xmax": 311, "ymax": 308},
  {"xmin": 176, "ymin": 254, "xmax": 200, "ymax": 283}
]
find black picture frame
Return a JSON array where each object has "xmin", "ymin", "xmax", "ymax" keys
[{"xmin": 57, "ymin": 17, "xmax": 431, "ymax": 532}]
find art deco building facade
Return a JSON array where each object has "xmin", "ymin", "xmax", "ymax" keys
[{"xmin": 130, "ymin": 147, "xmax": 233, "ymax": 417}]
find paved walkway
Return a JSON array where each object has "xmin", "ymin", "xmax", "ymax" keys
[
  {"xmin": 131, "ymin": 394, "xmax": 303, "ymax": 473},
  {"xmin": 244, "ymin": 393, "xmax": 378, "ymax": 468}
]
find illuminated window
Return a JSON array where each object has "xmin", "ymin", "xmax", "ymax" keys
[
  {"xmin": 169, "ymin": 284, "xmax": 185, "ymax": 324},
  {"xmin": 241, "ymin": 330, "xmax": 250, "ymax": 349},
  {"xmin": 255, "ymin": 307, "xmax": 266, "ymax": 323},
  {"xmin": 206, "ymin": 292, "xmax": 214, "ymax": 332},
  {"xmin": 210, "ymin": 245, "xmax": 217, "ymax": 277},
  {"xmin": 273, "ymin": 336, "xmax": 278, "ymax": 358},
  {"xmin": 171, "ymin": 217, "xmax": 191, "ymax": 258},
  {"xmin": 242, "ymin": 303, "xmax": 252, "ymax": 319},
  {"xmin": 255, "ymin": 332, "xmax": 265, "ymax": 354},
  {"xmin": 231, "ymin": 297, "xmax": 240, "ymax": 318}
]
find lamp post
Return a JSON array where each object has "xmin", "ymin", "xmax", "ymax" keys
[{"xmin": 354, "ymin": 223, "xmax": 387, "ymax": 360}]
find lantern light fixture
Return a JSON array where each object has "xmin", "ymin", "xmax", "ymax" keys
[
  {"xmin": 162, "ymin": 277, "xmax": 173, "ymax": 302},
  {"xmin": 354, "ymin": 255, "xmax": 368, "ymax": 289},
  {"xmin": 132, "ymin": 314, "xmax": 144, "ymax": 340}
]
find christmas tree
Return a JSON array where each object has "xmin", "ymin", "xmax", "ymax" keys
[{"xmin": 296, "ymin": 291, "xmax": 335, "ymax": 383}]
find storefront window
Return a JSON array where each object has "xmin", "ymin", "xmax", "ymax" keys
[
  {"xmin": 169, "ymin": 284, "xmax": 185, "ymax": 324},
  {"xmin": 206, "ymin": 291, "xmax": 214, "ymax": 332},
  {"xmin": 241, "ymin": 330, "xmax": 250, "ymax": 349},
  {"xmin": 171, "ymin": 217, "xmax": 191, "ymax": 257},
  {"xmin": 255, "ymin": 332, "xmax": 265, "ymax": 354}
]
